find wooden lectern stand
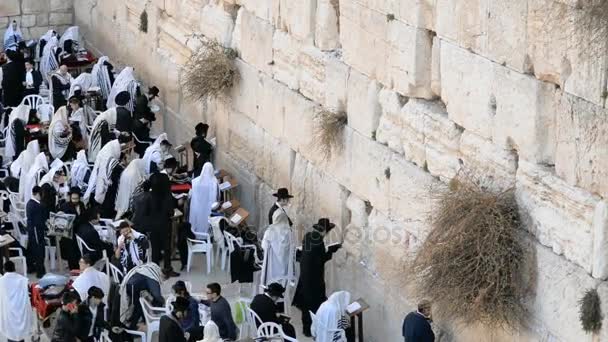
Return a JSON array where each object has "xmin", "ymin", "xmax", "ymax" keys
[{"xmin": 347, "ymin": 298, "xmax": 370, "ymax": 342}]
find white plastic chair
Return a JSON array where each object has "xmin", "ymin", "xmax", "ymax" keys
[
  {"xmin": 76, "ymin": 235, "xmax": 108, "ymax": 260},
  {"xmin": 310, "ymin": 311, "xmax": 347, "ymax": 341},
  {"xmin": 139, "ymin": 297, "xmax": 166, "ymax": 342},
  {"xmin": 209, "ymin": 217, "xmax": 229, "ymax": 270},
  {"xmin": 257, "ymin": 322, "xmax": 283, "ymax": 339},
  {"xmin": 224, "ymin": 231, "xmax": 262, "ymax": 266},
  {"xmin": 109, "ymin": 262, "xmax": 124, "ymax": 283},
  {"xmin": 44, "ymin": 237, "xmax": 57, "ymax": 270},
  {"xmin": 187, "ymin": 232, "xmax": 213, "ymax": 274},
  {"xmin": 243, "ymin": 307, "xmax": 263, "ymax": 339},
  {"xmin": 36, "ymin": 103, "xmax": 54, "ymax": 123},
  {"xmin": 21, "ymin": 94, "xmax": 45, "ymax": 110},
  {"xmin": 7, "ymin": 212, "xmax": 27, "ymax": 247},
  {"xmin": 132, "ymin": 133, "xmax": 152, "ymax": 146},
  {"xmin": 9, "ymin": 247, "xmax": 27, "ymax": 276}
]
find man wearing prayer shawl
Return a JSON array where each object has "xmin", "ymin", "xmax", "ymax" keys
[
  {"xmin": 107, "ymin": 67, "xmax": 138, "ymax": 112},
  {"xmin": 143, "ymin": 133, "xmax": 172, "ymax": 175},
  {"xmin": 91, "ymin": 56, "xmax": 115, "ymax": 104},
  {"xmin": 115, "ymin": 90, "xmax": 134, "ymax": 134},
  {"xmin": 261, "ymin": 210, "xmax": 296, "ymax": 286},
  {"xmin": 99, "ymin": 152, "xmax": 128, "ymax": 219},
  {"xmin": 68, "ymin": 95, "xmax": 95, "ymax": 150},
  {"xmin": 3, "ymin": 20, "xmax": 23, "ymax": 51},
  {"xmin": 68, "ymin": 72, "xmax": 93, "ymax": 99},
  {"xmin": 50, "ymin": 65, "xmax": 72, "ymax": 108},
  {"xmin": 40, "ymin": 36, "xmax": 59, "ymax": 85},
  {"xmin": 87, "ymin": 107, "xmax": 117, "ymax": 162},
  {"xmin": 58, "ymin": 26, "xmax": 79, "ymax": 57},
  {"xmin": 73, "ymin": 254, "xmax": 110, "ymax": 303},
  {"xmin": 312, "ymin": 291, "xmax": 354, "ymax": 342},
  {"xmin": 201, "ymin": 321, "xmax": 222, "ymax": 342},
  {"xmin": 11, "ymin": 139, "xmax": 39, "ymax": 179},
  {"xmin": 115, "ymin": 158, "xmax": 146, "ymax": 219},
  {"xmin": 188, "ymin": 162, "xmax": 219, "ymax": 234},
  {"xmin": 22, "ymin": 153, "xmax": 49, "ymax": 204},
  {"xmin": 36, "ymin": 30, "xmax": 57, "ymax": 62},
  {"xmin": 1, "ymin": 51, "xmax": 24, "ymax": 106},
  {"xmin": 134, "ymin": 85, "xmax": 159, "ymax": 119},
  {"xmin": 0, "ymin": 261, "xmax": 33, "ymax": 342},
  {"xmin": 83, "ymin": 139, "xmax": 122, "ymax": 205},
  {"xmin": 4, "ymin": 104, "xmax": 30, "ymax": 161},
  {"xmin": 119, "ymin": 263, "xmax": 164, "ymax": 329},
  {"xmin": 293, "ymin": 218, "xmax": 343, "ymax": 337},
  {"xmin": 39, "ymin": 159, "xmax": 69, "ymax": 203},
  {"xmin": 132, "ymin": 111, "xmax": 155, "ymax": 157},
  {"xmin": 114, "ymin": 221, "xmax": 148, "ymax": 273},
  {"xmin": 70, "ymin": 150, "xmax": 91, "ymax": 193},
  {"xmin": 48, "ymin": 106, "xmax": 74, "ymax": 160}
]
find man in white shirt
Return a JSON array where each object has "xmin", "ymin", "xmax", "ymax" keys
[
  {"xmin": 72, "ymin": 254, "xmax": 110, "ymax": 303},
  {"xmin": 22, "ymin": 60, "xmax": 42, "ymax": 96}
]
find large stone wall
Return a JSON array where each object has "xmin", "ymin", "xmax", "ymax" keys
[
  {"xmin": 72, "ymin": 0, "xmax": 608, "ymax": 340},
  {"xmin": 1, "ymin": 0, "xmax": 74, "ymax": 41}
]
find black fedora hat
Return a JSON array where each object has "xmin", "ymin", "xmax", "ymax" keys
[
  {"xmin": 313, "ymin": 218, "xmax": 336, "ymax": 232},
  {"xmin": 272, "ymin": 188, "xmax": 293, "ymax": 199},
  {"xmin": 171, "ymin": 296, "xmax": 190, "ymax": 312},
  {"xmin": 264, "ymin": 282, "xmax": 286, "ymax": 298}
]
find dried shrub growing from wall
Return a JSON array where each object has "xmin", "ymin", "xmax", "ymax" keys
[
  {"xmin": 311, "ymin": 108, "xmax": 347, "ymax": 160},
  {"xmin": 181, "ymin": 38, "xmax": 238, "ymax": 102},
  {"xmin": 409, "ymin": 174, "xmax": 526, "ymax": 329},
  {"xmin": 579, "ymin": 288, "xmax": 603, "ymax": 333}
]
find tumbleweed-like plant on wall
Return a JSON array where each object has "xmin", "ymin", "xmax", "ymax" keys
[
  {"xmin": 311, "ymin": 108, "xmax": 348, "ymax": 160},
  {"xmin": 181, "ymin": 36, "xmax": 239, "ymax": 102},
  {"xmin": 579, "ymin": 288, "xmax": 603, "ymax": 333},
  {"xmin": 409, "ymin": 172, "xmax": 526, "ymax": 329}
]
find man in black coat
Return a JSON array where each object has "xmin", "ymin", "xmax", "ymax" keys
[
  {"xmin": 114, "ymin": 91, "xmax": 133, "ymax": 135},
  {"xmin": 26, "ymin": 186, "xmax": 48, "ymax": 278},
  {"xmin": 292, "ymin": 218, "xmax": 342, "ymax": 337},
  {"xmin": 190, "ymin": 123, "xmax": 213, "ymax": 177},
  {"xmin": 23, "ymin": 59, "xmax": 42, "ymax": 96},
  {"xmin": 132, "ymin": 111, "xmax": 155, "ymax": 157},
  {"xmin": 402, "ymin": 300, "xmax": 435, "ymax": 342},
  {"xmin": 77, "ymin": 286, "xmax": 109, "ymax": 342},
  {"xmin": 75, "ymin": 207, "xmax": 113, "ymax": 264},
  {"xmin": 51, "ymin": 292, "xmax": 81, "ymax": 342},
  {"xmin": 159, "ymin": 296, "xmax": 189, "ymax": 342},
  {"xmin": 134, "ymin": 86, "xmax": 159, "ymax": 119},
  {"xmin": 59, "ymin": 187, "xmax": 86, "ymax": 270},
  {"xmin": 1, "ymin": 50, "xmax": 24, "ymax": 106},
  {"xmin": 268, "ymin": 188, "xmax": 294, "ymax": 226},
  {"xmin": 250, "ymin": 282, "xmax": 297, "ymax": 338}
]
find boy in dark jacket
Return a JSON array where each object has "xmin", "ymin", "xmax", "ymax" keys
[
  {"xmin": 159, "ymin": 296, "xmax": 189, "ymax": 342},
  {"xmin": 51, "ymin": 292, "xmax": 81, "ymax": 342}
]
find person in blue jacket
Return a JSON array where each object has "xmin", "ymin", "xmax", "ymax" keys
[{"xmin": 402, "ymin": 300, "xmax": 435, "ymax": 342}]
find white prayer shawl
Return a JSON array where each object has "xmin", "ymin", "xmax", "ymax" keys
[
  {"xmin": 115, "ymin": 159, "xmax": 146, "ymax": 219},
  {"xmin": 3, "ymin": 21, "xmax": 23, "ymax": 51},
  {"xmin": 119, "ymin": 263, "xmax": 163, "ymax": 324},
  {"xmin": 312, "ymin": 291, "xmax": 351, "ymax": 342},
  {"xmin": 70, "ymin": 150, "xmax": 90, "ymax": 190},
  {"xmin": 88, "ymin": 107, "xmax": 117, "ymax": 162},
  {"xmin": 142, "ymin": 133, "xmax": 169, "ymax": 175},
  {"xmin": 69, "ymin": 72, "xmax": 93, "ymax": 98},
  {"xmin": 117, "ymin": 229, "xmax": 145, "ymax": 267},
  {"xmin": 49, "ymin": 71, "xmax": 73, "ymax": 107},
  {"xmin": 36, "ymin": 30, "xmax": 56, "ymax": 61},
  {"xmin": 202, "ymin": 321, "xmax": 222, "ymax": 342},
  {"xmin": 107, "ymin": 67, "xmax": 138, "ymax": 112},
  {"xmin": 260, "ymin": 211, "xmax": 296, "ymax": 286},
  {"xmin": 39, "ymin": 159, "xmax": 64, "ymax": 188},
  {"xmin": 5, "ymin": 104, "xmax": 31, "ymax": 161},
  {"xmin": 0, "ymin": 272, "xmax": 32, "ymax": 340},
  {"xmin": 37, "ymin": 103, "xmax": 54, "ymax": 123},
  {"xmin": 59, "ymin": 26, "xmax": 79, "ymax": 50},
  {"xmin": 188, "ymin": 163, "xmax": 218, "ymax": 234},
  {"xmin": 84, "ymin": 140, "xmax": 121, "ymax": 204},
  {"xmin": 91, "ymin": 56, "xmax": 113, "ymax": 100},
  {"xmin": 48, "ymin": 106, "xmax": 72, "ymax": 159},
  {"xmin": 73, "ymin": 266, "xmax": 110, "ymax": 303},
  {"xmin": 41, "ymin": 36, "xmax": 59, "ymax": 84},
  {"xmin": 11, "ymin": 139, "xmax": 40, "ymax": 178},
  {"xmin": 70, "ymin": 105, "xmax": 96, "ymax": 146},
  {"xmin": 22, "ymin": 153, "xmax": 49, "ymax": 204}
]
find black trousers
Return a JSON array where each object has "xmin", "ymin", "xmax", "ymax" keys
[
  {"xmin": 300, "ymin": 301, "xmax": 322, "ymax": 334},
  {"xmin": 281, "ymin": 322, "xmax": 296, "ymax": 338},
  {"xmin": 150, "ymin": 229, "xmax": 172, "ymax": 271},
  {"xmin": 27, "ymin": 234, "xmax": 45, "ymax": 277}
]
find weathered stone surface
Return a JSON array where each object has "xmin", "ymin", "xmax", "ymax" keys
[
  {"xmin": 346, "ymin": 69, "xmax": 381, "ymax": 139},
  {"xmin": 238, "ymin": 0, "xmax": 278, "ymax": 22},
  {"xmin": 315, "ymin": 0, "xmax": 340, "ymax": 50},
  {"xmin": 0, "ymin": 0, "xmax": 21, "ymax": 17},
  {"xmin": 377, "ymin": 89, "xmax": 407, "ymax": 156},
  {"xmin": 232, "ymin": 8, "xmax": 274, "ymax": 74},
  {"xmin": 22, "ymin": 0, "xmax": 50, "ymax": 14},
  {"xmin": 20, "ymin": 15, "xmax": 37, "ymax": 28},
  {"xmin": 430, "ymin": 36, "xmax": 441, "ymax": 98},
  {"xmin": 200, "ymin": 3, "xmax": 235, "ymax": 46},
  {"xmin": 230, "ymin": 59, "xmax": 262, "ymax": 122},
  {"xmin": 49, "ymin": 12, "xmax": 73, "ymax": 26},
  {"xmin": 517, "ymin": 161, "xmax": 599, "ymax": 273},
  {"xmin": 36, "ymin": 14, "xmax": 50, "ymax": 27},
  {"xmin": 435, "ymin": 0, "xmax": 486, "ymax": 53},
  {"xmin": 486, "ymin": 0, "xmax": 528, "ymax": 72},
  {"xmin": 282, "ymin": 88, "xmax": 316, "ymax": 155},
  {"xmin": 324, "ymin": 55, "xmax": 349, "ymax": 111},
  {"xmin": 298, "ymin": 45, "xmax": 327, "ymax": 104},
  {"xmin": 50, "ymin": 0, "xmax": 73, "ymax": 11},
  {"xmin": 256, "ymin": 74, "xmax": 287, "ymax": 140},
  {"xmin": 272, "ymin": 30, "xmax": 301, "ymax": 90},
  {"xmin": 555, "ymin": 93, "xmax": 608, "ymax": 198},
  {"xmin": 279, "ymin": 0, "xmax": 317, "ymax": 42},
  {"xmin": 592, "ymin": 200, "xmax": 608, "ymax": 279}
]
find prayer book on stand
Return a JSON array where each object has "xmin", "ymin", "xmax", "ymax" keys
[
  {"xmin": 229, "ymin": 208, "xmax": 249, "ymax": 226},
  {"xmin": 346, "ymin": 298, "xmax": 370, "ymax": 316}
]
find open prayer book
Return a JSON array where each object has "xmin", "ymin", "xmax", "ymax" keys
[
  {"xmin": 346, "ymin": 298, "xmax": 370, "ymax": 316},
  {"xmin": 326, "ymin": 242, "xmax": 342, "ymax": 253},
  {"xmin": 229, "ymin": 208, "xmax": 249, "ymax": 225}
]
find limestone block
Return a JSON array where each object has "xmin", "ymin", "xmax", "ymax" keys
[
  {"xmin": 435, "ymin": 0, "xmax": 486, "ymax": 52},
  {"xmin": 324, "ymin": 55, "xmax": 349, "ymax": 111},
  {"xmin": 346, "ymin": 69, "xmax": 382, "ymax": 139},
  {"xmin": 51, "ymin": 0, "xmax": 73, "ymax": 11},
  {"xmin": 459, "ymin": 131, "xmax": 518, "ymax": 190},
  {"xmin": 272, "ymin": 31, "xmax": 301, "ymax": 90},
  {"xmin": 22, "ymin": 0, "xmax": 50, "ymax": 14},
  {"xmin": 257, "ymin": 75, "xmax": 287, "ymax": 139},
  {"xmin": 376, "ymin": 89, "xmax": 407, "ymax": 155},
  {"xmin": 555, "ymin": 93, "xmax": 608, "ymax": 198},
  {"xmin": 598, "ymin": 283, "xmax": 608, "ymax": 342},
  {"xmin": 238, "ymin": 0, "xmax": 278, "ymax": 22},
  {"xmin": 593, "ymin": 201, "xmax": 608, "ymax": 279},
  {"xmin": 36, "ymin": 14, "xmax": 49, "ymax": 27},
  {"xmin": 527, "ymin": 0, "xmax": 608, "ymax": 106},
  {"xmin": 49, "ymin": 12, "xmax": 73, "ymax": 26},
  {"xmin": 491, "ymin": 65, "xmax": 557, "ymax": 164},
  {"xmin": 346, "ymin": 192, "xmax": 369, "ymax": 229},
  {"xmin": 0, "ymin": 0, "xmax": 20, "ymax": 17},
  {"xmin": 349, "ymin": 132, "xmax": 391, "ymax": 213},
  {"xmin": 396, "ymin": 0, "xmax": 435, "ymax": 31},
  {"xmin": 315, "ymin": 0, "xmax": 340, "ymax": 50},
  {"xmin": 384, "ymin": 20, "xmax": 433, "ymax": 99},
  {"xmin": 298, "ymin": 45, "xmax": 327, "ymax": 104},
  {"xmin": 440, "ymin": 40, "xmax": 493, "ymax": 139},
  {"xmin": 226, "ymin": 110, "xmax": 263, "ymax": 171},
  {"xmin": 156, "ymin": 18, "xmax": 191, "ymax": 64},
  {"xmin": 532, "ymin": 243, "xmax": 598, "ymax": 342},
  {"xmin": 279, "ymin": 0, "xmax": 317, "ymax": 42},
  {"xmin": 255, "ymin": 132, "xmax": 294, "ymax": 189},
  {"xmin": 282, "ymin": 89, "xmax": 316, "ymax": 154},
  {"xmin": 200, "ymin": 3, "xmax": 235, "ymax": 46},
  {"xmin": 176, "ymin": 0, "xmax": 207, "ymax": 32},
  {"xmin": 0, "ymin": 18, "xmax": 8, "ymax": 29},
  {"xmin": 516, "ymin": 161, "xmax": 599, "ymax": 273},
  {"xmin": 230, "ymin": 59, "xmax": 262, "ymax": 122},
  {"xmin": 20, "ymin": 15, "xmax": 36, "ymax": 28},
  {"xmin": 486, "ymin": 0, "xmax": 528, "ymax": 72},
  {"xmin": 430, "ymin": 36, "xmax": 441, "ymax": 98},
  {"xmin": 29, "ymin": 27, "xmax": 51, "ymax": 40},
  {"xmin": 231, "ymin": 8, "xmax": 274, "ymax": 74}
]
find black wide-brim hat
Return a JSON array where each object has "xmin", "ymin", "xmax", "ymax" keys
[
  {"xmin": 148, "ymin": 86, "xmax": 160, "ymax": 97},
  {"xmin": 265, "ymin": 282, "xmax": 286, "ymax": 298},
  {"xmin": 143, "ymin": 110, "xmax": 156, "ymax": 122},
  {"xmin": 115, "ymin": 91, "xmax": 130, "ymax": 106},
  {"xmin": 313, "ymin": 218, "xmax": 336, "ymax": 232},
  {"xmin": 272, "ymin": 188, "xmax": 293, "ymax": 199}
]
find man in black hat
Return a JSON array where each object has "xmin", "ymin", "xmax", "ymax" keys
[
  {"xmin": 293, "ymin": 218, "xmax": 342, "ymax": 337},
  {"xmin": 114, "ymin": 91, "xmax": 133, "ymax": 136},
  {"xmin": 250, "ymin": 282, "xmax": 297, "ymax": 338},
  {"xmin": 22, "ymin": 59, "xmax": 42, "ymax": 96},
  {"xmin": 268, "ymin": 188, "xmax": 294, "ymax": 226},
  {"xmin": 159, "ymin": 296, "xmax": 189, "ymax": 342},
  {"xmin": 134, "ymin": 85, "xmax": 159, "ymax": 119},
  {"xmin": 132, "ymin": 110, "xmax": 155, "ymax": 157},
  {"xmin": 190, "ymin": 122, "xmax": 213, "ymax": 177}
]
